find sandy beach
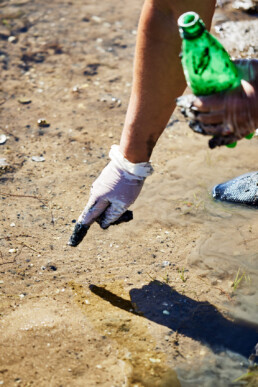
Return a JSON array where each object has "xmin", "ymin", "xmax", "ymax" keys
[{"xmin": 0, "ymin": 0, "xmax": 258, "ymax": 385}]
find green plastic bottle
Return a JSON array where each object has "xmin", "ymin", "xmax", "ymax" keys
[{"xmin": 178, "ymin": 11, "xmax": 254, "ymax": 148}]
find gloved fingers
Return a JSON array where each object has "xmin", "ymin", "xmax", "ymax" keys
[
  {"xmin": 193, "ymin": 121, "xmax": 234, "ymax": 136},
  {"xmin": 189, "ymin": 121, "xmax": 227, "ymax": 136},
  {"xmin": 78, "ymin": 197, "xmax": 109, "ymax": 226},
  {"xmin": 209, "ymin": 134, "xmax": 239, "ymax": 149},
  {"xmin": 97, "ymin": 202, "xmax": 128, "ymax": 229},
  {"xmin": 191, "ymin": 94, "xmax": 225, "ymax": 113},
  {"xmin": 189, "ymin": 120, "xmax": 209, "ymax": 135},
  {"xmin": 195, "ymin": 111, "xmax": 224, "ymax": 125},
  {"xmin": 110, "ymin": 210, "xmax": 133, "ymax": 225},
  {"xmin": 177, "ymin": 94, "xmax": 225, "ymax": 117},
  {"xmin": 96, "ymin": 209, "xmax": 133, "ymax": 228},
  {"xmin": 176, "ymin": 94, "xmax": 197, "ymax": 109}
]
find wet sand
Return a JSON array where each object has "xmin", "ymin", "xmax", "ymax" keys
[{"xmin": 0, "ymin": 0, "xmax": 258, "ymax": 386}]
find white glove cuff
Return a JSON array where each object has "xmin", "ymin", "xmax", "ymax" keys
[{"xmin": 109, "ymin": 144, "xmax": 154, "ymax": 178}]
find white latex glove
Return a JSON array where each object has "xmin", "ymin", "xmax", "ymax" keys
[
  {"xmin": 68, "ymin": 145, "xmax": 153, "ymax": 246},
  {"xmin": 176, "ymin": 59, "xmax": 258, "ymax": 148}
]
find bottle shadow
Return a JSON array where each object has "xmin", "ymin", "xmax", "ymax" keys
[{"xmin": 90, "ymin": 280, "xmax": 258, "ymax": 360}]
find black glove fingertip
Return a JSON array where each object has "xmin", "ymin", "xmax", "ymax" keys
[{"xmin": 68, "ymin": 223, "xmax": 90, "ymax": 247}]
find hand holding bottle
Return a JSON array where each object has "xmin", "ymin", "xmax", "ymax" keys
[
  {"xmin": 177, "ymin": 59, "xmax": 258, "ymax": 148},
  {"xmin": 177, "ymin": 11, "xmax": 257, "ymax": 148}
]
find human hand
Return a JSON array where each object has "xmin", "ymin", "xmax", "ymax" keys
[
  {"xmin": 176, "ymin": 59, "xmax": 258, "ymax": 148},
  {"xmin": 68, "ymin": 145, "xmax": 153, "ymax": 246}
]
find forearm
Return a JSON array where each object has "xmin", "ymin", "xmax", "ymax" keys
[{"xmin": 120, "ymin": 0, "xmax": 216, "ymax": 162}]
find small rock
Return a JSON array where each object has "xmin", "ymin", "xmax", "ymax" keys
[
  {"xmin": 0, "ymin": 134, "xmax": 7, "ymax": 144},
  {"xmin": 0, "ymin": 27, "xmax": 10, "ymax": 40},
  {"xmin": 149, "ymin": 358, "xmax": 161, "ymax": 363},
  {"xmin": 37, "ymin": 119, "xmax": 50, "ymax": 128},
  {"xmin": 31, "ymin": 156, "xmax": 45, "ymax": 162},
  {"xmin": 163, "ymin": 310, "xmax": 170, "ymax": 315},
  {"xmin": 9, "ymin": 248, "xmax": 17, "ymax": 253},
  {"xmin": 91, "ymin": 16, "xmax": 102, "ymax": 23},
  {"xmin": 18, "ymin": 98, "xmax": 31, "ymax": 105},
  {"xmin": 8, "ymin": 36, "xmax": 18, "ymax": 43},
  {"xmin": 0, "ymin": 158, "xmax": 8, "ymax": 167},
  {"xmin": 46, "ymin": 263, "xmax": 57, "ymax": 271},
  {"xmin": 99, "ymin": 95, "xmax": 121, "ymax": 108},
  {"xmin": 233, "ymin": 0, "xmax": 258, "ymax": 13}
]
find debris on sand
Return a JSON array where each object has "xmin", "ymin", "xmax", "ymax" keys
[
  {"xmin": 18, "ymin": 98, "xmax": 31, "ymax": 104},
  {"xmin": 233, "ymin": 0, "xmax": 258, "ymax": 13},
  {"xmin": 31, "ymin": 156, "xmax": 45, "ymax": 162},
  {"xmin": 37, "ymin": 119, "xmax": 50, "ymax": 128},
  {"xmin": 0, "ymin": 134, "xmax": 7, "ymax": 144}
]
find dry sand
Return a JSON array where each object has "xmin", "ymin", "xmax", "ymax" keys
[{"xmin": 0, "ymin": 1, "xmax": 258, "ymax": 386}]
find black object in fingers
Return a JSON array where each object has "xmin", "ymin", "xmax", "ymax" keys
[
  {"xmin": 97, "ymin": 209, "xmax": 133, "ymax": 229},
  {"xmin": 110, "ymin": 210, "xmax": 133, "ymax": 225},
  {"xmin": 68, "ymin": 223, "xmax": 90, "ymax": 247}
]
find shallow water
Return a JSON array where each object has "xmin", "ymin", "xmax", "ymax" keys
[
  {"xmin": 130, "ymin": 123, "xmax": 258, "ymax": 384},
  {"xmin": 128, "ymin": 9, "xmax": 258, "ymax": 377},
  {"xmin": 122, "ymin": 66, "xmax": 258, "ymax": 384}
]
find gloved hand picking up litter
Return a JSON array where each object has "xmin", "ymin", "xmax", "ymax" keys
[{"xmin": 68, "ymin": 145, "xmax": 153, "ymax": 247}]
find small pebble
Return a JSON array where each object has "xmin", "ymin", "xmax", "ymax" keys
[
  {"xmin": 149, "ymin": 358, "xmax": 161, "ymax": 363},
  {"xmin": 31, "ymin": 156, "xmax": 45, "ymax": 162},
  {"xmin": 37, "ymin": 119, "xmax": 50, "ymax": 128},
  {"xmin": 91, "ymin": 15, "xmax": 101, "ymax": 23},
  {"xmin": 8, "ymin": 36, "xmax": 17, "ymax": 43},
  {"xmin": 18, "ymin": 98, "xmax": 31, "ymax": 105},
  {"xmin": 0, "ymin": 134, "xmax": 7, "ymax": 144}
]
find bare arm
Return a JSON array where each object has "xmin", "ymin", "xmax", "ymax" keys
[
  {"xmin": 120, "ymin": 0, "xmax": 216, "ymax": 162},
  {"xmin": 69, "ymin": 0, "xmax": 217, "ymax": 245}
]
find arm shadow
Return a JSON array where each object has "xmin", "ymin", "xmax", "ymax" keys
[{"xmin": 90, "ymin": 280, "xmax": 258, "ymax": 360}]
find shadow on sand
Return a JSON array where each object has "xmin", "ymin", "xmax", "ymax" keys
[{"xmin": 90, "ymin": 281, "xmax": 258, "ymax": 360}]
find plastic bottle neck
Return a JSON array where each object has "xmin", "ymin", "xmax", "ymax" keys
[{"xmin": 178, "ymin": 12, "xmax": 205, "ymax": 39}]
